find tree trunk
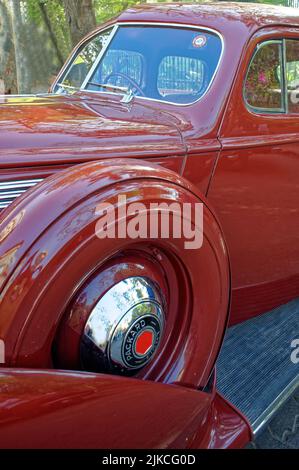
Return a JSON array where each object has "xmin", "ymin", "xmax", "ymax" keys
[
  {"xmin": 39, "ymin": 2, "xmax": 64, "ymax": 67},
  {"xmin": 62, "ymin": 0, "xmax": 96, "ymax": 47},
  {"xmin": 0, "ymin": 0, "xmax": 17, "ymax": 94},
  {"xmin": 10, "ymin": 0, "xmax": 32, "ymax": 93}
]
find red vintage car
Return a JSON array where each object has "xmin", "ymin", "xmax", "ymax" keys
[{"xmin": 0, "ymin": 2, "xmax": 298, "ymax": 449}]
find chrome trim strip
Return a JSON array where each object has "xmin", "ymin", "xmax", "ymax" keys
[
  {"xmin": 252, "ymin": 375, "xmax": 299, "ymax": 436},
  {"xmin": 0, "ymin": 179, "xmax": 43, "ymax": 190},
  {"xmin": 81, "ymin": 24, "xmax": 118, "ymax": 89},
  {"xmin": 0, "ymin": 190, "xmax": 28, "ymax": 199},
  {"xmin": 0, "ymin": 179, "xmax": 43, "ymax": 209}
]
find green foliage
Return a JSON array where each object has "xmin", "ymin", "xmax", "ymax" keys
[
  {"xmin": 26, "ymin": 0, "xmax": 43, "ymax": 23},
  {"xmin": 94, "ymin": 1, "xmax": 142, "ymax": 24},
  {"xmin": 4, "ymin": 0, "xmax": 299, "ymax": 94},
  {"xmin": 253, "ymin": 0, "xmax": 288, "ymax": 4},
  {"xmin": 25, "ymin": 0, "xmax": 143, "ymax": 60},
  {"xmin": 23, "ymin": 0, "xmax": 299, "ymax": 62},
  {"xmin": 27, "ymin": 0, "xmax": 71, "ymax": 59}
]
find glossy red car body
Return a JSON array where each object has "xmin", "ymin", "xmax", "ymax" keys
[{"xmin": 0, "ymin": 2, "xmax": 298, "ymax": 448}]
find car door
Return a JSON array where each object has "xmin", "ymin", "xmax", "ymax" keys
[{"xmin": 208, "ymin": 26, "xmax": 299, "ymax": 324}]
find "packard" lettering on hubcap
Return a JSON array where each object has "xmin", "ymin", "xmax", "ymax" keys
[{"xmin": 122, "ymin": 316, "xmax": 161, "ymax": 368}]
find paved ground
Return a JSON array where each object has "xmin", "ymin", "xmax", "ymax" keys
[{"xmin": 247, "ymin": 387, "xmax": 299, "ymax": 449}]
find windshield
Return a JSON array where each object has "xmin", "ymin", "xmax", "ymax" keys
[{"xmin": 55, "ymin": 25, "xmax": 223, "ymax": 105}]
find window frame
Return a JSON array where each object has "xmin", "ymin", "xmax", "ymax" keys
[
  {"xmin": 284, "ymin": 38, "xmax": 299, "ymax": 115},
  {"xmin": 243, "ymin": 39, "xmax": 287, "ymax": 115},
  {"xmin": 54, "ymin": 25, "xmax": 116, "ymax": 92}
]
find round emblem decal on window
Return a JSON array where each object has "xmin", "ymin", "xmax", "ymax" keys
[{"xmin": 193, "ymin": 35, "xmax": 207, "ymax": 48}]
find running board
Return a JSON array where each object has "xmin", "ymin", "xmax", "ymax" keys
[{"xmin": 217, "ymin": 298, "xmax": 299, "ymax": 436}]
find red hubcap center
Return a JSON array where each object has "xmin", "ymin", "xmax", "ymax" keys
[{"xmin": 135, "ymin": 330, "xmax": 154, "ymax": 356}]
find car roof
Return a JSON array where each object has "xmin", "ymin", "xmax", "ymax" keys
[{"xmin": 118, "ymin": 2, "xmax": 299, "ymax": 37}]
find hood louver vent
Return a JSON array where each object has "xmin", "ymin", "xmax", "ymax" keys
[{"xmin": 0, "ymin": 179, "xmax": 43, "ymax": 210}]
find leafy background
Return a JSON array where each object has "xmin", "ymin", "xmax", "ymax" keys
[{"xmin": 0, "ymin": 0, "xmax": 298, "ymax": 94}]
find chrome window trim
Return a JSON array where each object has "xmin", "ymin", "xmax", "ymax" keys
[
  {"xmin": 283, "ymin": 37, "xmax": 299, "ymax": 116},
  {"xmin": 81, "ymin": 24, "xmax": 118, "ymax": 89},
  {"xmin": 54, "ymin": 21, "xmax": 224, "ymax": 107},
  {"xmin": 282, "ymin": 38, "xmax": 289, "ymax": 114},
  {"xmin": 53, "ymin": 25, "xmax": 116, "ymax": 93},
  {"xmin": 243, "ymin": 39, "xmax": 286, "ymax": 115}
]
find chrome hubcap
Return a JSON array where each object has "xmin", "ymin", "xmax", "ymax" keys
[{"xmin": 80, "ymin": 276, "xmax": 165, "ymax": 374}]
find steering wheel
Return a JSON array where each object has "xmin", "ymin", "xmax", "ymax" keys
[{"xmin": 104, "ymin": 72, "xmax": 145, "ymax": 96}]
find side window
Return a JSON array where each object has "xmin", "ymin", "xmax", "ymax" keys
[
  {"xmin": 244, "ymin": 41, "xmax": 283, "ymax": 112},
  {"xmin": 56, "ymin": 28, "xmax": 113, "ymax": 90},
  {"xmin": 285, "ymin": 39, "xmax": 299, "ymax": 114}
]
